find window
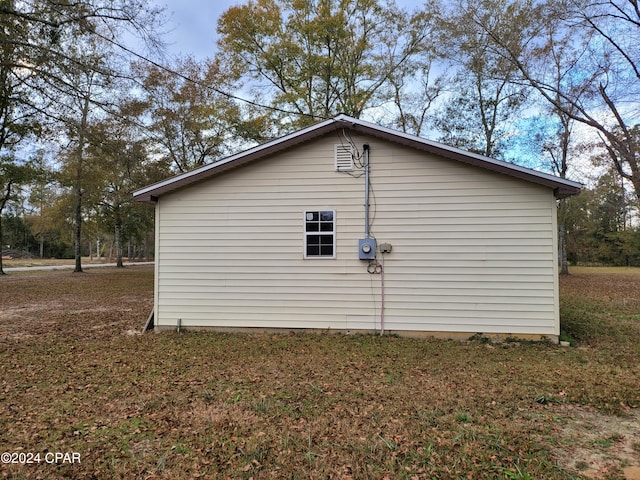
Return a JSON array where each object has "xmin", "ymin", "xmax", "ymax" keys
[{"xmin": 304, "ymin": 210, "xmax": 336, "ymax": 258}]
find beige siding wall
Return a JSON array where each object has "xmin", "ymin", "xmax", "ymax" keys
[{"xmin": 155, "ymin": 133, "xmax": 559, "ymax": 337}]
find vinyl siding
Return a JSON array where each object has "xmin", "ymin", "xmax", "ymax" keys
[{"xmin": 154, "ymin": 132, "xmax": 559, "ymax": 337}]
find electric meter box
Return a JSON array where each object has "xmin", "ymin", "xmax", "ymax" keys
[{"xmin": 358, "ymin": 238, "xmax": 377, "ymax": 260}]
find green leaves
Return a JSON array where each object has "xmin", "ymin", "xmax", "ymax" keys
[
  {"xmin": 216, "ymin": 0, "xmax": 427, "ymax": 126},
  {"xmin": 135, "ymin": 58, "xmax": 241, "ymax": 173}
]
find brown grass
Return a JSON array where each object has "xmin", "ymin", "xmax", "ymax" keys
[
  {"xmin": 2, "ymin": 257, "xmax": 115, "ymax": 268},
  {"xmin": 0, "ymin": 266, "xmax": 638, "ymax": 479}
]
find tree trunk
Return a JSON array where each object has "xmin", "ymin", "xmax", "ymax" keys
[
  {"xmin": 73, "ymin": 194, "xmax": 83, "ymax": 272},
  {"xmin": 557, "ymin": 197, "xmax": 570, "ymax": 275},
  {"xmin": 73, "ymin": 93, "xmax": 91, "ymax": 273},
  {"xmin": 558, "ymin": 221, "xmax": 569, "ymax": 275},
  {"xmin": 115, "ymin": 203, "xmax": 123, "ymax": 268},
  {"xmin": 0, "ymin": 180, "xmax": 13, "ymax": 275},
  {"xmin": 0, "ymin": 213, "xmax": 4, "ymax": 275}
]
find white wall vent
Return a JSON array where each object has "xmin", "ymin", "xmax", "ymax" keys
[{"xmin": 335, "ymin": 144, "xmax": 354, "ymax": 171}]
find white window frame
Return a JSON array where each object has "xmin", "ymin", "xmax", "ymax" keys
[{"xmin": 303, "ymin": 210, "xmax": 336, "ymax": 259}]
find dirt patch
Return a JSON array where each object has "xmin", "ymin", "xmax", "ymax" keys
[
  {"xmin": 0, "ymin": 299, "xmax": 140, "ymax": 340},
  {"xmin": 0, "ymin": 267, "xmax": 154, "ymax": 341},
  {"xmin": 552, "ymin": 406, "xmax": 640, "ymax": 479}
]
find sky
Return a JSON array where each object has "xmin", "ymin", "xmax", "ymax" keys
[
  {"xmin": 154, "ymin": 0, "xmax": 421, "ymax": 60},
  {"xmin": 153, "ymin": 1, "xmax": 235, "ymax": 60}
]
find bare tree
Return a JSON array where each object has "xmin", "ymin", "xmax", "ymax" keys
[
  {"xmin": 382, "ymin": 5, "xmax": 445, "ymax": 137},
  {"xmin": 433, "ymin": 0, "xmax": 530, "ymax": 158},
  {"xmin": 466, "ymin": 0, "xmax": 640, "ymax": 205}
]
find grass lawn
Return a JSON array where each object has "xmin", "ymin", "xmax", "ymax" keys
[{"xmin": 0, "ymin": 266, "xmax": 638, "ymax": 479}]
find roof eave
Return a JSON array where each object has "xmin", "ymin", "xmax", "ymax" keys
[
  {"xmin": 133, "ymin": 114, "xmax": 582, "ymax": 202},
  {"xmin": 133, "ymin": 117, "xmax": 341, "ymax": 202},
  {"xmin": 336, "ymin": 116, "xmax": 582, "ymax": 198}
]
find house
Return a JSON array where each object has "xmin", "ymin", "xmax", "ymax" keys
[{"xmin": 134, "ymin": 114, "xmax": 581, "ymax": 341}]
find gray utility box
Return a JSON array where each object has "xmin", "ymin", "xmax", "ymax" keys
[{"xmin": 358, "ymin": 238, "xmax": 377, "ymax": 260}]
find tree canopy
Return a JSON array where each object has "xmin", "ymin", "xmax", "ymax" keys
[
  {"xmin": 1, "ymin": 0, "xmax": 639, "ymax": 269},
  {"xmin": 217, "ymin": 0, "xmax": 430, "ymax": 128}
]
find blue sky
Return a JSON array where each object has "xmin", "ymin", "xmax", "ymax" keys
[
  {"xmin": 154, "ymin": 1, "xmax": 234, "ymax": 59},
  {"xmin": 155, "ymin": 0, "xmax": 422, "ymax": 60}
]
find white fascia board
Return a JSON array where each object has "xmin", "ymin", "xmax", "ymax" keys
[
  {"xmin": 133, "ymin": 117, "xmax": 337, "ymax": 200},
  {"xmin": 336, "ymin": 115, "xmax": 582, "ymax": 191}
]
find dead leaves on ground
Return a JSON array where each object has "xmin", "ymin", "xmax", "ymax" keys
[{"xmin": 0, "ymin": 266, "xmax": 639, "ymax": 479}]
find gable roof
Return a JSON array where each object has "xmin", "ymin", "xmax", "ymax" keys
[{"xmin": 133, "ymin": 114, "xmax": 582, "ymax": 203}]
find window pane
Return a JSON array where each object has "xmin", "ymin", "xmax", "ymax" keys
[
  {"xmin": 307, "ymin": 235, "xmax": 320, "ymax": 245},
  {"xmin": 306, "ymin": 223, "xmax": 319, "ymax": 232},
  {"xmin": 320, "ymin": 222, "xmax": 333, "ymax": 232},
  {"xmin": 320, "ymin": 211, "xmax": 333, "ymax": 221},
  {"xmin": 307, "ymin": 245, "xmax": 320, "ymax": 256},
  {"xmin": 320, "ymin": 235, "xmax": 333, "ymax": 245},
  {"xmin": 320, "ymin": 245, "xmax": 333, "ymax": 256}
]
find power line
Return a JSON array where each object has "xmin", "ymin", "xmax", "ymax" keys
[{"xmin": 92, "ymin": 30, "xmax": 328, "ymax": 122}]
